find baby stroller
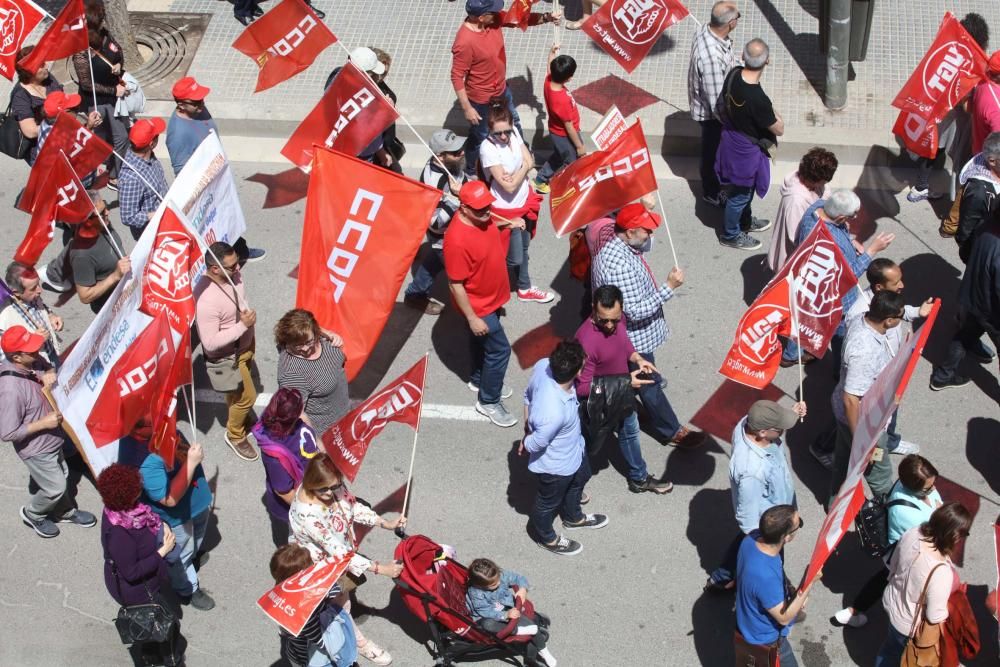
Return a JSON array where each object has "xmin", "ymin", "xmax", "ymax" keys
[{"xmin": 394, "ymin": 535, "xmax": 551, "ymax": 666}]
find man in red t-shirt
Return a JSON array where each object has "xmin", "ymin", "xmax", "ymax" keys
[
  {"xmin": 445, "ymin": 181, "xmax": 517, "ymax": 428},
  {"xmin": 534, "ymin": 46, "xmax": 586, "ymax": 193},
  {"xmin": 451, "ymin": 0, "xmax": 560, "ymax": 177}
]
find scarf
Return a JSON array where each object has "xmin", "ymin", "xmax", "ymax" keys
[{"xmin": 104, "ymin": 503, "xmax": 162, "ymax": 535}]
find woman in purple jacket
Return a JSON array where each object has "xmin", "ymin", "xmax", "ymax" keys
[{"xmin": 98, "ymin": 464, "xmax": 183, "ymax": 666}]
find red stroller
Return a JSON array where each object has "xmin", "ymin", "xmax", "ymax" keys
[{"xmin": 394, "ymin": 535, "xmax": 551, "ymax": 666}]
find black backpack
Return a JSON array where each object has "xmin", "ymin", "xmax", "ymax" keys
[{"xmin": 854, "ymin": 490, "xmax": 918, "ymax": 558}]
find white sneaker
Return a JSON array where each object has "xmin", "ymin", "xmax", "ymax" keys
[
  {"xmin": 834, "ymin": 607, "xmax": 868, "ymax": 627},
  {"xmin": 891, "ymin": 440, "xmax": 920, "ymax": 456},
  {"xmin": 467, "ymin": 381, "xmax": 513, "ymax": 399},
  {"xmin": 37, "ymin": 263, "xmax": 73, "ymax": 293}
]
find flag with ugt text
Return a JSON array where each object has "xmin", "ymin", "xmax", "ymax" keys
[
  {"xmin": 323, "ymin": 355, "xmax": 426, "ymax": 482},
  {"xmin": 19, "ymin": 112, "xmax": 112, "ymax": 214},
  {"xmin": 549, "ymin": 121, "xmax": 656, "ymax": 237},
  {"xmin": 257, "ymin": 555, "xmax": 351, "ymax": 636},
  {"xmin": 149, "ymin": 326, "xmax": 192, "ymax": 469},
  {"xmin": 583, "ymin": 0, "xmax": 688, "ymax": 73},
  {"xmin": 281, "ymin": 62, "xmax": 398, "ymax": 170},
  {"xmin": 14, "ymin": 151, "xmax": 90, "ymax": 265},
  {"xmin": 16, "ymin": 0, "xmax": 87, "ymax": 75},
  {"xmin": 0, "ymin": 0, "xmax": 45, "ymax": 80},
  {"xmin": 296, "ymin": 149, "xmax": 440, "ymax": 379},
  {"xmin": 232, "ymin": 0, "xmax": 336, "ymax": 92},
  {"xmin": 719, "ymin": 223, "xmax": 858, "ymax": 389},
  {"xmin": 800, "ymin": 300, "xmax": 940, "ymax": 591},
  {"xmin": 139, "ymin": 204, "xmax": 204, "ymax": 333},
  {"xmin": 501, "ymin": 0, "xmax": 537, "ymax": 31}
]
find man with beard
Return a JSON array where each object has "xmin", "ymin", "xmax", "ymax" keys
[{"xmin": 404, "ymin": 130, "xmax": 469, "ymax": 315}]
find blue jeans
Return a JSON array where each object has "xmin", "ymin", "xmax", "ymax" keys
[
  {"xmin": 875, "ymin": 624, "xmax": 909, "ymax": 667},
  {"xmin": 536, "ymin": 133, "xmax": 578, "ymax": 184},
  {"xmin": 506, "ymin": 227, "xmax": 532, "ymax": 291},
  {"xmin": 777, "ymin": 637, "xmax": 798, "ymax": 667},
  {"xmin": 781, "ymin": 324, "xmax": 845, "ymax": 367},
  {"xmin": 886, "ymin": 409, "xmax": 901, "ymax": 452},
  {"xmin": 722, "ymin": 185, "xmax": 754, "ymax": 239},
  {"xmin": 405, "ymin": 244, "xmax": 444, "ymax": 298},
  {"xmin": 469, "ymin": 310, "xmax": 511, "ymax": 405},
  {"xmin": 628, "ymin": 352, "xmax": 681, "ymax": 441},
  {"xmin": 618, "ymin": 411, "xmax": 648, "ymax": 482},
  {"xmin": 165, "ymin": 510, "xmax": 209, "ymax": 596},
  {"xmin": 465, "ymin": 87, "xmax": 523, "ymax": 178},
  {"xmin": 530, "ymin": 456, "xmax": 590, "ymax": 544}
]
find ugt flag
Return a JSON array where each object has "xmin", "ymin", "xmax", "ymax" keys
[
  {"xmin": 232, "ymin": 0, "xmax": 336, "ymax": 92},
  {"xmin": 257, "ymin": 555, "xmax": 351, "ymax": 636},
  {"xmin": 296, "ymin": 149, "xmax": 440, "ymax": 379},
  {"xmin": 281, "ymin": 62, "xmax": 398, "ymax": 170},
  {"xmin": 583, "ymin": 0, "xmax": 688, "ymax": 73},
  {"xmin": 139, "ymin": 204, "xmax": 204, "ymax": 333},
  {"xmin": 323, "ymin": 355, "xmax": 427, "ymax": 482},
  {"xmin": 14, "ymin": 150, "xmax": 90, "ymax": 265},
  {"xmin": 0, "ymin": 0, "xmax": 45, "ymax": 80},
  {"xmin": 17, "ymin": 0, "xmax": 87, "ymax": 75},
  {"xmin": 549, "ymin": 121, "xmax": 656, "ymax": 237}
]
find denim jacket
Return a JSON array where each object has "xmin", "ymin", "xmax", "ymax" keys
[
  {"xmin": 729, "ymin": 417, "xmax": 797, "ymax": 535},
  {"xmin": 465, "ymin": 569, "xmax": 529, "ymax": 622}
]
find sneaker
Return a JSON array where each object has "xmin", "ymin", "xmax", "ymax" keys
[
  {"xmin": 833, "ymin": 607, "xmax": 868, "ymax": 628},
  {"xmin": 106, "ymin": 179, "xmax": 119, "ymax": 192},
  {"xmin": 403, "ymin": 294, "xmax": 444, "ymax": 315},
  {"xmin": 702, "ymin": 192, "xmax": 726, "ymax": 207},
  {"xmin": 225, "ymin": 433, "xmax": 260, "ymax": 461},
  {"xmin": 475, "ymin": 401, "xmax": 518, "ymax": 428},
  {"xmin": 746, "ymin": 217, "xmax": 772, "ymax": 233},
  {"xmin": 357, "ymin": 639, "xmax": 392, "ymax": 665},
  {"xmin": 187, "ymin": 589, "xmax": 215, "ymax": 611},
  {"xmin": 967, "ymin": 339, "xmax": 996, "ymax": 364},
  {"xmin": 243, "ymin": 247, "xmax": 267, "ymax": 263},
  {"xmin": 517, "ymin": 287, "xmax": 555, "ymax": 303},
  {"xmin": 668, "ymin": 426, "xmax": 706, "ymax": 449},
  {"xmin": 809, "ymin": 443, "xmax": 834, "ymax": 470},
  {"xmin": 20, "ymin": 506, "xmax": 59, "ymax": 538},
  {"xmin": 906, "ymin": 187, "xmax": 943, "ymax": 202},
  {"xmin": 627, "ymin": 475, "xmax": 674, "ymax": 494},
  {"xmin": 531, "ymin": 179, "xmax": 551, "ymax": 195},
  {"xmin": 703, "ymin": 576, "xmax": 735, "ymax": 594},
  {"xmin": 719, "ymin": 232, "xmax": 762, "ymax": 250},
  {"xmin": 37, "ymin": 263, "xmax": 73, "ymax": 293},
  {"xmin": 467, "ymin": 381, "xmax": 513, "ymax": 399},
  {"xmin": 891, "ymin": 440, "xmax": 920, "ymax": 456},
  {"xmin": 55, "ymin": 509, "xmax": 97, "ymax": 527},
  {"xmin": 536, "ymin": 535, "xmax": 583, "ymax": 555},
  {"xmin": 929, "ymin": 375, "xmax": 972, "ymax": 391},
  {"xmin": 563, "ymin": 513, "xmax": 609, "ymax": 530}
]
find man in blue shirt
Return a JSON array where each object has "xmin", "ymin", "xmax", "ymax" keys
[
  {"xmin": 735, "ymin": 504, "xmax": 816, "ymax": 667},
  {"xmin": 522, "ymin": 341, "xmax": 608, "ymax": 556}
]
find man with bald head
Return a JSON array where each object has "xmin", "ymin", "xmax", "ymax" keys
[{"xmin": 687, "ymin": 1, "xmax": 740, "ymax": 207}]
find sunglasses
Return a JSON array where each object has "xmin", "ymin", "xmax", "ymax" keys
[
  {"xmin": 595, "ymin": 316, "xmax": 621, "ymax": 325},
  {"xmin": 442, "ymin": 149, "xmax": 465, "ymax": 157},
  {"xmin": 490, "ymin": 129, "xmax": 514, "ymax": 139},
  {"xmin": 314, "ymin": 482, "xmax": 344, "ymax": 495},
  {"xmin": 467, "ymin": 204, "xmax": 492, "ymax": 215},
  {"xmin": 789, "ymin": 516, "xmax": 805, "ymax": 535}
]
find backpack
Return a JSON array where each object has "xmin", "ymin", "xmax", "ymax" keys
[{"xmin": 854, "ymin": 491, "xmax": 918, "ymax": 558}]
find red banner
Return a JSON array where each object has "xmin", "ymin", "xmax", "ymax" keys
[
  {"xmin": 322, "ymin": 356, "xmax": 426, "ymax": 482},
  {"xmin": 501, "ymin": 0, "xmax": 537, "ymax": 31},
  {"xmin": 281, "ymin": 62, "xmax": 398, "ymax": 170},
  {"xmin": 149, "ymin": 327, "xmax": 192, "ymax": 468},
  {"xmin": 139, "ymin": 205, "xmax": 204, "ymax": 333},
  {"xmin": 582, "ymin": 0, "xmax": 688, "ymax": 73},
  {"xmin": 893, "ymin": 109, "xmax": 939, "ymax": 160},
  {"xmin": 19, "ymin": 112, "xmax": 112, "ymax": 214},
  {"xmin": 549, "ymin": 121, "xmax": 656, "ymax": 237},
  {"xmin": 295, "ymin": 148, "xmax": 440, "ymax": 379},
  {"xmin": 16, "ymin": 0, "xmax": 87, "ymax": 75},
  {"xmin": 232, "ymin": 0, "xmax": 336, "ymax": 92},
  {"xmin": 800, "ymin": 300, "xmax": 941, "ymax": 591},
  {"xmin": 718, "ymin": 278, "xmax": 791, "ymax": 389},
  {"xmin": 0, "ymin": 0, "xmax": 44, "ymax": 80},
  {"xmin": 256, "ymin": 555, "xmax": 351, "ymax": 636},
  {"xmin": 14, "ymin": 151, "xmax": 90, "ymax": 265}
]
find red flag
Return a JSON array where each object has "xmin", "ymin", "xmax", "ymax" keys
[
  {"xmin": 892, "ymin": 13, "xmax": 987, "ymax": 124},
  {"xmin": 139, "ymin": 206, "xmax": 204, "ymax": 332},
  {"xmin": 582, "ymin": 0, "xmax": 688, "ymax": 73},
  {"xmin": 16, "ymin": 0, "xmax": 87, "ymax": 75},
  {"xmin": 86, "ymin": 314, "xmax": 177, "ymax": 447},
  {"xmin": 719, "ymin": 223, "xmax": 859, "ymax": 389},
  {"xmin": 322, "ymin": 356, "xmax": 426, "ymax": 482},
  {"xmin": 549, "ymin": 122, "xmax": 656, "ymax": 237},
  {"xmin": 14, "ymin": 151, "xmax": 91, "ymax": 265},
  {"xmin": 893, "ymin": 109, "xmax": 939, "ymax": 160},
  {"xmin": 501, "ymin": 0, "xmax": 537, "ymax": 31},
  {"xmin": 280, "ymin": 62, "xmax": 399, "ymax": 170},
  {"xmin": 296, "ymin": 148, "xmax": 440, "ymax": 379},
  {"xmin": 232, "ymin": 0, "xmax": 336, "ymax": 92},
  {"xmin": 19, "ymin": 112, "xmax": 112, "ymax": 213},
  {"xmin": 0, "ymin": 0, "xmax": 45, "ymax": 80},
  {"xmin": 257, "ymin": 556, "xmax": 351, "ymax": 636},
  {"xmin": 149, "ymin": 327, "xmax": 192, "ymax": 469}
]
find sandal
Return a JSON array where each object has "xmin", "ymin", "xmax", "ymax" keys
[
  {"xmin": 358, "ymin": 640, "xmax": 393, "ymax": 665},
  {"xmin": 566, "ymin": 18, "xmax": 587, "ymax": 30}
]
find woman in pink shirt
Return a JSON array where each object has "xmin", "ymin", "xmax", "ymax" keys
[{"xmin": 766, "ymin": 148, "xmax": 838, "ymax": 272}]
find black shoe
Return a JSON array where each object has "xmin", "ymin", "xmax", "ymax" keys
[
  {"xmin": 563, "ymin": 513, "xmax": 609, "ymax": 530},
  {"xmin": 719, "ymin": 232, "xmax": 762, "ymax": 250},
  {"xmin": 929, "ymin": 375, "xmax": 971, "ymax": 391},
  {"xmin": 252, "ymin": 5, "xmax": 264, "ymax": 17},
  {"xmin": 703, "ymin": 576, "xmax": 735, "ymax": 594},
  {"xmin": 305, "ymin": 2, "xmax": 326, "ymax": 18},
  {"xmin": 627, "ymin": 475, "xmax": 674, "ymax": 494},
  {"xmin": 536, "ymin": 535, "xmax": 582, "ymax": 556},
  {"xmin": 185, "ymin": 589, "xmax": 215, "ymax": 611},
  {"xmin": 745, "ymin": 217, "xmax": 772, "ymax": 233},
  {"xmin": 234, "ymin": 14, "xmax": 253, "ymax": 25}
]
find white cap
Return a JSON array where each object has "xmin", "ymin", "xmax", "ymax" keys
[{"xmin": 349, "ymin": 47, "xmax": 386, "ymax": 76}]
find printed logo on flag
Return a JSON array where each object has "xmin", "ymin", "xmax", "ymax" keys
[
  {"xmin": 351, "ymin": 379, "xmax": 422, "ymax": 442},
  {"xmin": 788, "ymin": 239, "xmax": 844, "ymax": 318},
  {"xmin": 324, "ymin": 87, "xmax": 378, "ymax": 148},
  {"xmin": 146, "ymin": 231, "xmax": 197, "ymax": 304},
  {"xmin": 117, "ymin": 339, "xmax": 170, "ymax": 399},
  {"xmin": 326, "ymin": 188, "xmax": 380, "ymax": 302},
  {"xmin": 0, "ymin": 1, "xmax": 29, "ymax": 56},
  {"xmin": 920, "ymin": 40, "xmax": 978, "ymax": 111},
  {"xmin": 610, "ymin": 0, "xmax": 670, "ymax": 45},
  {"xmin": 266, "ymin": 12, "xmax": 318, "ymax": 61},
  {"xmin": 736, "ymin": 302, "xmax": 788, "ymax": 366},
  {"xmin": 577, "ymin": 145, "xmax": 649, "ymax": 192}
]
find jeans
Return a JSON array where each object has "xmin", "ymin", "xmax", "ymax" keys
[
  {"xmin": 617, "ymin": 411, "xmax": 648, "ymax": 482},
  {"xmin": 165, "ymin": 510, "xmax": 210, "ymax": 597},
  {"xmin": 885, "ymin": 410, "xmax": 901, "ymax": 452},
  {"xmin": 875, "ymin": 624, "xmax": 909, "ymax": 667},
  {"xmin": 536, "ymin": 133, "xmax": 578, "ymax": 184},
  {"xmin": 405, "ymin": 244, "xmax": 444, "ymax": 298},
  {"xmin": 722, "ymin": 184, "xmax": 754, "ymax": 240},
  {"xmin": 530, "ymin": 456, "xmax": 590, "ymax": 544},
  {"xmin": 234, "ymin": 0, "xmax": 256, "ymax": 18},
  {"xmin": 469, "ymin": 310, "xmax": 511, "ymax": 405},
  {"xmin": 931, "ymin": 311, "xmax": 1000, "ymax": 384},
  {"xmin": 225, "ymin": 348, "xmax": 258, "ymax": 441},
  {"xmin": 777, "ymin": 637, "xmax": 798, "ymax": 667},
  {"xmin": 506, "ymin": 227, "xmax": 533, "ymax": 291},
  {"xmin": 628, "ymin": 352, "xmax": 681, "ymax": 441},
  {"xmin": 829, "ymin": 420, "xmax": 893, "ymax": 506},
  {"xmin": 709, "ymin": 530, "xmax": 745, "ymax": 585},
  {"xmin": 465, "ymin": 87, "xmax": 523, "ymax": 178},
  {"xmin": 699, "ymin": 119, "xmax": 723, "ymax": 198},
  {"xmin": 22, "ymin": 448, "xmax": 75, "ymax": 522}
]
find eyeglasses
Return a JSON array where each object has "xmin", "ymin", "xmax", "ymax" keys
[
  {"xmin": 442, "ymin": 149, "xmax": 465, "ymax": 157},
  {"xmin": 789, "ymin": 516, "xmax": 805, "ymax": 535},
  {"xmin": 290, "ymin": 338, "xmax": 318, "ymax": 355},
  {"xmin": 490, "ymin": 129, "xmax": 514, "ymax": 139},
  {"xmin": 219, "ymin": 261, "xmax": 240, "ymax": 274},
  {"xmin": 313, "ymin": 482, "xmax": 343, "ymax": 495},
  {"xmin": 467, "ymin": 204, "xmax": 492, "ymax": 215}
]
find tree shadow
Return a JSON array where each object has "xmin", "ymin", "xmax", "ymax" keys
[
  {"xmin": 506, "ymin": 439, "xmax": 536, "ymax": 516},
  {"xmin": 966, "ymin": 417, "xmax": 1000, "ymax": 496},
  {"xmin": 509, "ymin": 71, "xmax": 546, "ymax": 152},
  {"xmin": 750, "ymin": 0, "xmax": 825, "ymax": 98}
]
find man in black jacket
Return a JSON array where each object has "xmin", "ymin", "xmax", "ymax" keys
[{"xmin": 956, "ymin": 132, "xmax": 1000, "ymax": 263}]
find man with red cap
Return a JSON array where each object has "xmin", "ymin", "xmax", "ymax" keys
[
  {"xmin": 119, "ymin": 117, "xmax": 169, "ymax": 240},
  {"xmin": 0, "ymin": 326, "xmax": 96, "ymax": 539},
  {"xmin": 444, "ymin": 180, "xmax": 517, "ymax": 427},
  {"xmin": 591, "ymin": 203, "xmax": 705, "ymax": 448}
]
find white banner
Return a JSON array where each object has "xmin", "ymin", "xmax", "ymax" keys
[
  {"xmin": 54, "ymin": 133, "xmax": 246, "ymax": 473},
  {"xmin": 591, "ymin": 105, "xmax": 628, "ymax": 150}
]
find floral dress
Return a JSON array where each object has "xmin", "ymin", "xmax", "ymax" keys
[{"xmin": 288, "ymin": 486, "xmax": 380, "ymax": 576}]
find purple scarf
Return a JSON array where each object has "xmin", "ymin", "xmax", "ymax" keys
[{"xmin": 104, "ymin": 503, "xmax": 162, "ymax": 535}]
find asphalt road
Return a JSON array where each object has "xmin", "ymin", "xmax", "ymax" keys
[{"xmin": 0, "ymin": 154, "xmax": 997, "ymax": 667}]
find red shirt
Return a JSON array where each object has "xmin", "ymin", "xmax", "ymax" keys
[
  {"xmin": 971, "ymin": 80, "xmax": 1000, "ymax": 154},
  {"xmin": 451, "ymin": 23, "xmax": 508, "ymax": 105},
  {"xmin": 444, "ymin": 216, "xmax": 510, "ymax": 317},
  {"xmin": 544, "ymin": 75, "xmax": 580, "ymax": 137}
]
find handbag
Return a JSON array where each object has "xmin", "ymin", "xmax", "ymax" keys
[
  {"xmin": 733, "ymin": 630, "xmax": 779, "ymax": 667},
  {"xmin": 902, "ymin": 562, "xmax": 947, "ymax": 667},
  {"xmin": 109, "ymin": 559, "xmax": 176, "ymax": 645},
  {"xmin": 205, "ymin": 354, "xmax": 242, "ymax": 393},
  {"xmin": 0, "ymin": 98, "xmax": 30, "ymax": 160}
]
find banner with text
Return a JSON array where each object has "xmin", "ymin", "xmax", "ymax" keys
[
  {"xmin": 582, "ymin": 0, "xmax": 688, "ymax": 73},
  {"xmin": 257, "ymin": 555, "xmax": 351, "ymax": 636}
]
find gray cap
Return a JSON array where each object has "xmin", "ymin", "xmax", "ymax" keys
[
  {"xmin": 430, "ymin": 129, "xmax": 466, "ymax": 154},
  {"xmin": 349, "ymin": 47, "xmax": 385, "ymax": 76},
  {"xmin": 747, "ymin": 400, "xmax": 798, "ymax": 431}
]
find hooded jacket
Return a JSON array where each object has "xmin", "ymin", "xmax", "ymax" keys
[
  {"xmin": 956, "ymin": 154, "xmax": 1000, "ymax": 262},
  {"xmin": 959, "ymin": 219, "xmax": 1000, "ymax": 332}
]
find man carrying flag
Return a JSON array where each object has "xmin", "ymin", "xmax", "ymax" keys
[
  {"xmin": 119, "ymin": 118, "xmax": 169, "ymax": 240},
  {"xmin": 68, "ymin": 193, "xmax": 129, "ymax": 314}
]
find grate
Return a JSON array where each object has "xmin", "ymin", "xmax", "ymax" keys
[{"xmin": 129, "ymin": 12, "xmax": 212, "ymax": 101}]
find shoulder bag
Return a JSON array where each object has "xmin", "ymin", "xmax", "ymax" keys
[
  {"xmin": 0, "ymin": 96, "xmax": 30, "ymax": 160},
  {"xmin": 902, "ymin": 562, "xmax": 947, "ymax": 667},
  {"xmin": 109, "ymin": 556, "xmax": 176, "ymax": 645},
  {"xmin": 733, "ymin": 630, "xmax": 779, "ymax": 667},
  {"xmin": 203, "ymin": 282, "xmax": 244, "ymax": 393}
]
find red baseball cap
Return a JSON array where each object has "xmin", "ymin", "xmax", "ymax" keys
[
  {"xmin": 989, "ymin": 50, "xmax": 1000, "ymax": 75},
  {"xmin": 129, "ymin": 117, "xmax": 166, "ymax": 149},
  {"xmin": 459, "ymin": 181, "xmax": 495, "ymax": 209},
  {"xmin": 616, "ymin": 202, "xmax": 661, "ymax": 231},
  {"xmin": 43, "ymin": 91, "xmax": 81, "ymax": 118},
  {"xmin": 171, "ymin": 76, "xmax": 211, "ymax": 101},
  {"xmin": 1, "ymin": 325, "xmax": 45, "ymax": 355}
]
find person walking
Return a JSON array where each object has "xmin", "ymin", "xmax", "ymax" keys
[
  {"xmin": 533, "ymin": 47, "xmax": 586, "ymax": 193},
  {"xmin": 0, "ymin": 262, "xmax": 62, "ymax": 368},
  {"xmin": 954, "ymin": 132, "xmax": 1000, "ymax": 264},
  {"xmin": 118, "ymin": 117, "xmax": 169, "ymax": 241},
  {"xmin": 766, "ymin": 147, "xmax": 838, "ymax": 272}
]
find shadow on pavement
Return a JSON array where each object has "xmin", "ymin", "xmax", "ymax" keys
[
  {"xmin": 966, "ymin": 417, "xmax": 1000, "ymax": 496},
  {"xmin": 739, "ymin": 252, "xmax": 770, "ymax": 306},
  {"xmin": 687, "ymin": 488, "xmax": 739, "ymax": 665},
  {"xmin": 751, "ymin": 0, "xmax": 824, "ymax": 98},
  {"xmin": 351, "ymin": 304, "xmax": 424, "ymax": 399},
  {"xmin": 506, "ymin": 440, "xmax": 536, "ymax": 517},
  {"xmin": 430, "ymin": 303, "xmax": 474, "ymax": 388}
]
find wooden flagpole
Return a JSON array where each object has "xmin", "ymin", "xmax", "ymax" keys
[{"xmin": 395, "ymin": 352, "xmax": 429, "ymax": 537}]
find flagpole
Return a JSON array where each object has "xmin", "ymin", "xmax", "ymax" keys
[
  {"xmin": 654, "ymin": 192, "xmax": 680, "ymax": 268},
  {"xmin": 86, "ymin": 50, "xmax": 99, "ymax": 114},
  {"xmin": 396, "ymin": 352, "xmax": 429, "ymax": 538},
  {"xmin": 790, "ymin": 277, "xmax": 805, "ymax": 421}
]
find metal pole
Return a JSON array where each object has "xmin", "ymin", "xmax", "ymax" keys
[{"xmin": 824, "ymin": 0, "xmax": 851, "ymax": 110}]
